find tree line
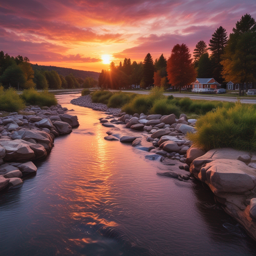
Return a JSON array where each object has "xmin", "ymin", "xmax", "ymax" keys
[
  {"xmin": 99, "ymin": 13, "xmax": 256, "ymax": 93},
  {"xmin": 0, "ymin": 52, "xmax": 98, "ymax": 90}
]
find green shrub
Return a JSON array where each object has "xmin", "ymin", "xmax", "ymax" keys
[
  {"xmin": 91, "ymin": 90, "xmax": 113, "ymax": 104},
  {"xmin": 150, "ymin": 99, "xmax": 181, "ymax": 117},
  {"xmin": 188, "ymin": 103, "xmax": 256, "ymax": 151},
  {"xmin": 167, "ymin": 95, "xmax": 174, "ymax": 100},
  {"xmin": 178, "ymin": 97, "xmax": 193, "ymax": 110},
  {"xmin": 0, "ymin": 87, "xmax": 25, "ymax": 112},
  {"xmin": 21, "ymin": 89, "xmax": 57, "ymax": 107},
  {"xmin": 107, "ymin": 93, "xmax": 135, "ymax": 108},
  {"xmin": 81, "ymin": 88, "xmax": 90, "ymax": 96},
  {"xmin": 122, "ymin": 95, "xmax": 153, "ymax": 114}
]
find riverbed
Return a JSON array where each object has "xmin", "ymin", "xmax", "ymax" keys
[{"xmin": 0, "ymin": 93, "xmax": 256, "ymax": 256}]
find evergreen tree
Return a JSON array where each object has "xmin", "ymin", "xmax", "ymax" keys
[
  {"xmin": 155, "ymin": 54, "xmax": 167, "ymax": 70},
  {"xmin": 197, "ymin": 53, "xmax": 212, "ymax": 78},
  {"xmin": 193, "ymin": 41, "xmax": 208, "ymax": 65},
  {"xmin": 221, "ymin": 14, "xmax": 256, "ymax": 94},
  {"xmin": 0, "ymin": 64, "xmax": 26, "ymax": 89},
  {"xmin": 209, "ymin": 26, "xmax": 228, "ymax": 83},
  {"xmin": 142, "ymin": 53, "xmax": 154, "ymax": 87},
  {"xmin": 167, "ymin": 44, "xmax": 196, "ymax": 92}
]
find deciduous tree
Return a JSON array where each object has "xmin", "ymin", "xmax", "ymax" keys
[{"xmin": 167, "ymin": 44, "xmax": 196, "ymax": 93}]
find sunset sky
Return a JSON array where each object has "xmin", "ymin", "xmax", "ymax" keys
[{"xmin": 1, "ymin": 0, "xmax": 256, "ymax": 72}]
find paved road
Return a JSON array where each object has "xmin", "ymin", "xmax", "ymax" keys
[{"xmin": 111, "ymin": 90, "xmax": 256, "ymax": 104}]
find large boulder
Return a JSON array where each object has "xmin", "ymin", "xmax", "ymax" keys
[
  {"xmin": 151, "ymin": 129, "xmax": 170, "ymax": 138},
  {"xmin": 186, "ymin": 146, "xmax": 206, "ymax": 164},
  {"xmin": 11, "ymin": 161, "xmax": 37, "ymax": 174},
  {"xmin": 59, "ymin": 114, "xmax": 79, "ymax": 128},
  {"xmin": 190, "ymin": 148, "xmax": 251, "ymax": 178},
  {"xmin": 0, "ymin": 139, "xmax": 35, "ymax": 162},
  {"xmin": 53, "ymin": 121, "xmax": 72, "ymax": 135},
  {"xmin": 198, "ymin": 159, "xmax": 256, "ymax": 194},
  {"xmin": 120, "ymin": 136, "xmax": 138, "ymax": 143},
  {"xmin": 35, "ymin": 118, "xmax": 54, "ymax": 129},
  {"xmin": 161, "ymin": 141, "xmax": 180, "ymax": 152},
  {"xmin": 161, "ymin": 114, "xmax": 176, "ymax": 125},
  {"xmin": 9, "ymin": 177, "xmax": 23, "ymax": 188},
  {"xmin": 0, "ymin": 176, "xmax": 9, "ymax": 191}
]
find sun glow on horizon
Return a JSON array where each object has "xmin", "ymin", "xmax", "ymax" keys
[{"xmin": 101, "ymin": 54, "xmax": 112, "ymax": 65}]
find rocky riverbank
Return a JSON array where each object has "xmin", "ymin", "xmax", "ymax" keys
[
  {"xmin": 72, "ymin": 94, "xmax": 256, "ymax": 241},
  {"xmin": 0, "ymin": 104, "xmax": 79, "ymax": 191}
]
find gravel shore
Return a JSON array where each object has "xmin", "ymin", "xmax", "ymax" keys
[{"xmin": 71, "ymin": 95, "xmax": 121, "ymax": 115}]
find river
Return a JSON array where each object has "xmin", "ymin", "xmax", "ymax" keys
[{"xmin": 0, "ymin": 93, "xmax": 256, "ymax": 256}]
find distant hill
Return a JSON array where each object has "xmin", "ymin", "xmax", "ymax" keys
[{"xmin": 32, "ymin": 64, "xmax": 100, "ymax": 80}]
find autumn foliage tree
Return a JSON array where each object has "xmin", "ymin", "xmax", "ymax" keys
[
  {"xmin": 167, "ymin": 44, "xmax": 196, "ymax": 92},
  {"xmin": 153, "ymin": 71, "xmax": 162, "ymax": 87}
]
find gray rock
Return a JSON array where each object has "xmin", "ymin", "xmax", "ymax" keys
[
  {"xmin": 151, "ymin": 129, "xmax": 169, "ymax": 138},
  {"xmin": 59, "ymin": 114, "xmax": 79, "ymax": 128},
  {"xmin": 125, "ymin": 117, "xmax": 139, "ymax": 128},
  {"xmin": 238, "ymin": 155, "xmax": 251, "ymax": 164},
  {"xmin": 11, "ymin": 161, "xmax": 37, "ymax": 174},
  {"xmin": 35, "ymin": 118, "xmax": 54, "ymax": 129},
  {"xmin": 104, "ymin": 135, "xmax": 119, "ymax": 141},
  {"xmin": 7, "ymin": 123, "xmax": 19, "ymax": 132},
  {"xmin": 132, "ymin": 138, "xmax": 142, "ymax": 147},
  {"xmin": 4, "ymin": 170, "xmax": 22, "ymax": 178},
  {"xmin": 120, "ymin": 136, "xmax": 137, "ymax": 143},
  {"xmin": 147, "ymin": 114, "xmax": 162, "ymax": 120},
  {"xmin": 9, "ymin": 177, "xmax": 23, "ymax": 188},
  {"xmin": 179, "ymin": 146, "xmax": 189, "ymax": 154},
  {"xmin": 161, "ymin": 141, "xmax": 180, "ymax": 152},
  {"xmin": 130, "ymin": 124, "xmax": 144, "ymax": 130},
  {"xmin": 138, "ymin": 119, "xmax": 148, "ymax": 124},
  {"xmin": 102, "ymin": 123, "xmax": 115, "ymax": 127},
  {"xmin": 53, "ymin": 121, "xmax": 72, "ymax": 135},
  {"xmin": 161, "ymin": 114, "xmax": 176, "ymax": 125},
  {"xmin": 146, "ymin": 119, "xmax": 161, "ymax": 125},
  {"xmin": 176, "ymin": 124, "xmax": 196, "ymax": 134}
]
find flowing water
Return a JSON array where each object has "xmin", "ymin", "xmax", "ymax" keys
[{"xmin": 0, "ymin": 94, "xmax": 256, "ymax": 256}]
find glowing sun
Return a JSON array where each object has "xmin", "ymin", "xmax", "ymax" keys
[{"xmin": 101, "ymin": 54, "xmax": 112, "ymax": 64}]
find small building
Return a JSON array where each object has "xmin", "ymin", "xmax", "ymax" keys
[
  {"xmin": 192, "ymin": 78, "xmax": 221, "ymax": 90},
  {"xmin": 227, "ymin": 81, "xmax": 239, "ymax": 90},
  {"xmin": 227, "ymin": 81, "xmax": 253, "ymax": 91}
]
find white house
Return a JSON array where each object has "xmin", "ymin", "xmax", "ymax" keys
[{"xmin": 192, "ymin": 78, "xmax": 221, "ymax": 90}]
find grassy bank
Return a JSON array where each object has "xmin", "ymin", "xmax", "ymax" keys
[
  {"xmin": 0, "ymin": 87, "xmax": 57, "ymax": 112},
  {"xmin": 90, "ymin": 88, "xmax": 255, "ymax": 151},
  {"xmin": 90, "ymin": 88, "xmax": 235, "ymax": 116}
]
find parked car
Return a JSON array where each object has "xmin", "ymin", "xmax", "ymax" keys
[
  {"xmin": 215, "ymin": 88, "xmax": 226, "ymax": 94},
  {"xmin": 247, "ymin": 89, "xmax": 256, "ymax": 95}
]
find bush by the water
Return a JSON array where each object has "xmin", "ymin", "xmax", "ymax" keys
[
  {"xmin": 107, "ymin": 93, "xmax": 136, "ymax": 108},
  {"xmin": 81, "ymin": 88, "xmax": 90, "ymax": 96},
  {"xmin": 21, "ymin": 89, "xmax": 57, "ymax": 107},
  {"xmin": 188, "ymin": 103, "xmax": 256, "ymax": 151},
  {"xmin": 150, "ymin": 98, "xmax": 181, "ymax": 116},
  {"xmin": 91, "ymin": 90, "xmax": 113, "ymax": 104},
  {"xmin": 0, "ymin": 87, "xmax": 25, "ymax": 112}
]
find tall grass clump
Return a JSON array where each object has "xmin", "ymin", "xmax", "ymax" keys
[
  {"xmin": 0, "ymin": 87, "xmax": 25, "ymax": 112},
  {"xmin": 21, "ymin": 89, "xmax": 57, "ymax": 107},
  {"xmin": 150, "ymin": 99, "xmax": 181, "ymax": 117},
  {"xmin": 122, "ymin": 95, "xmax": 154, "ymax": 114},
  {"xmin": 188, "ymin": 103, "xmax": 256, "ymax": 151},
  {"xmin": 107, "ymin": 93, "xmax": 136, "ymax": 108},
  {"xmin": 122, "ymin": 87, "xmax": 164, "ymax": 114},
  {"xmin": 81, "ymin": 88, "xmax": 90, "ymax": 96},
  {"xmin": 91, "ymin": 90, "xmax": 113, "ymax": 104}
]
